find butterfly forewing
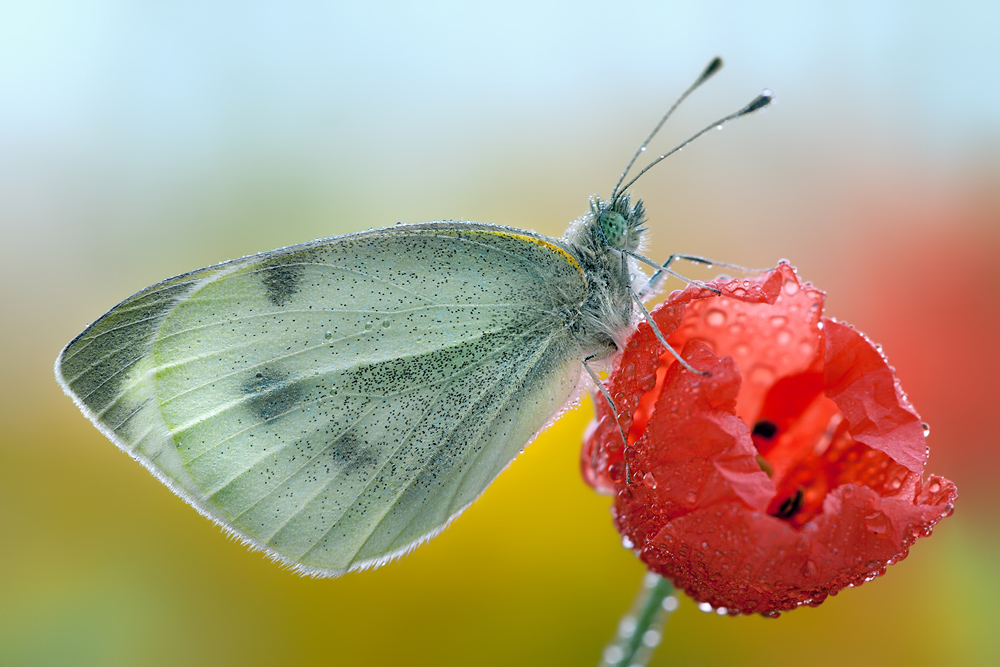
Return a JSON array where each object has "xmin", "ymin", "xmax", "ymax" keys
[{"xmin": 57, "ymin": 223, "xmax": 588, "ymax": 574}]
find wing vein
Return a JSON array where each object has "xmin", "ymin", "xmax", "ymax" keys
[
  {"xmin": 224, "ymin": 400, "xmax": 383, "ymax": 523},
  {"xmin": 354, "ymin": 333, "xmax": 559, "ymax": 558},
  {"xmin": 260, "ymin": 383, "xmax": 449, "ymax": 543}
]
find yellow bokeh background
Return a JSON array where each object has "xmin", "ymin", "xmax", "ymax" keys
[{"xmin": 2, "ymin": 2, "xmax": 998, "ymax": 665}]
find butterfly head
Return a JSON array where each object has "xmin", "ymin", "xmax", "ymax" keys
[{"xmin": 590, "ymin": 194, "xmax": 647, "ymax": 254}]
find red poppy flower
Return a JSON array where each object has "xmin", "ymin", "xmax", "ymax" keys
[{"xmin": 582, "ymin": 263, "xmax": 957, "ymax": 615}]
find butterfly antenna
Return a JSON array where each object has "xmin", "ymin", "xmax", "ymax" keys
[
  {"xmin": 610, "ymin": 57, "xmax": 724, "ymax": 204},
  {"xmin": 616, "ymin": 89, "xmax": 773, "ymax": 197}
]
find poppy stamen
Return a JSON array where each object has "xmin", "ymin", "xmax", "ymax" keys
[
  {"xmin": 752, "ymin": 420, "xmax": 778, "ymax": 439},
  {"xmin": 755, "ymin": 454, "xmax": 774, "ymax": 477},
  {"xmin": 772, "ymin": 489, "xmax": 805, "ymax": 519}
]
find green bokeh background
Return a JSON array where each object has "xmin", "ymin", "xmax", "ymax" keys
[{"xmin": 2, "ymin": 2, "xmax": 998, "ymax": 665}]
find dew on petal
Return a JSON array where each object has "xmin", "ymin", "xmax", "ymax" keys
[
  {"xmin": 749, "ymin": 364, "xmax": 776, "ymax": 384},
  {"xmin": 582, "ymin": 262, "xmax": 957, "ymax": 616},
  {"xmin": 706, "ymin": 308, "xmax": 727, "ymax": 327}
]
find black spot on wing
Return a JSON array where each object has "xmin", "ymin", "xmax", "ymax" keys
[
  {"xmin": 242, "ymin": 367, "xmax": 306, "ymax": 421},
  {"xmin": 261, "ymin": 262, "xmax": 303, "ymax": 307},
  {"xmin": 328, "ymin": 431, "xmax": 378, "ymax": 473}
]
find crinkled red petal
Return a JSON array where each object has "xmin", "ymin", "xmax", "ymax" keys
[
  {"xmin": 582, "ymin": 264, "xmax": 957, "ymax": 614},
  {"xmin": 582, "ymin": 269, "xmax": 786, "ymax": 494}
]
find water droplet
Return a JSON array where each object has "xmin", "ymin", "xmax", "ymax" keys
[
  {"xmin": 715, "ymin": 607, "xmax": 728, "ymax": 615},
  {"xmin": 697, "ymin": 602, "xmax": 714, "ymax": 613},
  {"xmin": 770, "ymin": 315, "xmax": 788, "ymax": 328},
  {"xmin": 661, "ymin": 596, "xmax": 679, "ymax": 612},
  {"xmin": 685, "ymin": 491, "xmax": 697, "ymax": 504},
  {"xmin": 783, "ymin": 280, "xmax": 799, "ymax": 295},
  {"xmin": 617, "ymin": 615, "xmax": 637, "ymax": 638},
  {"xmin": 364, "ymin": 322, "xmax": 374, "ymax": 331},
  {"xmin": 324, "ymin": 331, "xmax": 333, "ymax": 340},
  {"xmin": 749, "ymin": 365, "xmax": 776, "ymax": 384},
  {"xmin": 643, "ymin": 472, "xmax": 658, "ymax": 489},
  {"xmin": 602, "ymin": 645, "xmax": 624, "ymax": 664},
  {"xmin": 802, "ymin": 560, "xmax": 817, "ymax": 577},
  {"xmin": 865, "ymin": 512, "xmax": 888, "ymax": 534},
  {"xmin": 381, "ymin": 319, "xmax": 391, "ymax": 328},
  {"xmin": 928, "ymin": 480, "xmax": 941, "ymax": 493},
  {"xmin": 706, "ymin": 308, "xmax": 727, "ymax": 327},
  {"xmin": 732, "ymin": 288, "xmax": 747, "ymax": 297},
  {"xmin": 921, "ymin": 422, "xmax": 931, "ymax": 437},
  {"xmin": 642, "ymin": 629, "xmax": 661, "ymax": 647},
  {"xmin": 622, "ymin": 535, "xmax": 635, "ymax": 549},
  {"xmin": 776, "ymin": 329, "xmax": 792, "ymax": 345}
]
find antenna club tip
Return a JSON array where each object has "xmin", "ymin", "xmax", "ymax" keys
[
  {"xmin": 739, "ymin": 90, "xmax": 775, "ymax": 116},
  {"xmin": 699, "ymin": 57, "xmax": 724, "ymax": 84}
]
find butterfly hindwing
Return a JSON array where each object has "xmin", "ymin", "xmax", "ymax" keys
[{"xmin": 57, "ymin": 224, "xmax": 588, "ymax": 574}]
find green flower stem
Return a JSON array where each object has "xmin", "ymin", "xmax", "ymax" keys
[{"xmin": 599, "ymin": 573, "xmax": 677, "ymax": 667}]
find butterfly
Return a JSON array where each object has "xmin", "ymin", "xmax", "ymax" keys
[{"xmin": 55, "ymin": 58, "xmax": 771, "ymax": 575}]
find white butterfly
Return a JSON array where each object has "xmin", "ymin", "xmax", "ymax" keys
[{"xmin": 55, "ymin": 59, "xmax": 771, "ymax": 575}]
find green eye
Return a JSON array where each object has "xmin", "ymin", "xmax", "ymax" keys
[{"xmin": 598, "ymin": 212, "xmax": 628, "ymax": 247}]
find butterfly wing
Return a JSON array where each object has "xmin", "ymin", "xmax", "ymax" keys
[{"xmin": 56, "ymin": 223, "xmax": 589, "ymax": 574}]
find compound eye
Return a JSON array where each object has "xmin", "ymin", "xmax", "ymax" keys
[{"xmin": 598, "ymin": 212, "xmax": 628, "ymax": 247}]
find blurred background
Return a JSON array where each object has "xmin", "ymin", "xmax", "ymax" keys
[{"xmin": 2, "ymin": 1, "xmax": 997, "ymax": 665}]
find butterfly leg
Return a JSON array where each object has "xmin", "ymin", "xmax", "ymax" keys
[
  {"xmin": 627, "ymin": 250, "xmax": 721, "ymax": 298},
  {"xmin": 583, "ymin": 353, "xmax": 634, "ymax": 484},
  {"xmin": 629, "ymin": 288, "xmax": 711, "ymax": 378},
  {"xmin": 636, "ymin": 253, "xmax": 765, "ymax": 299}
]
